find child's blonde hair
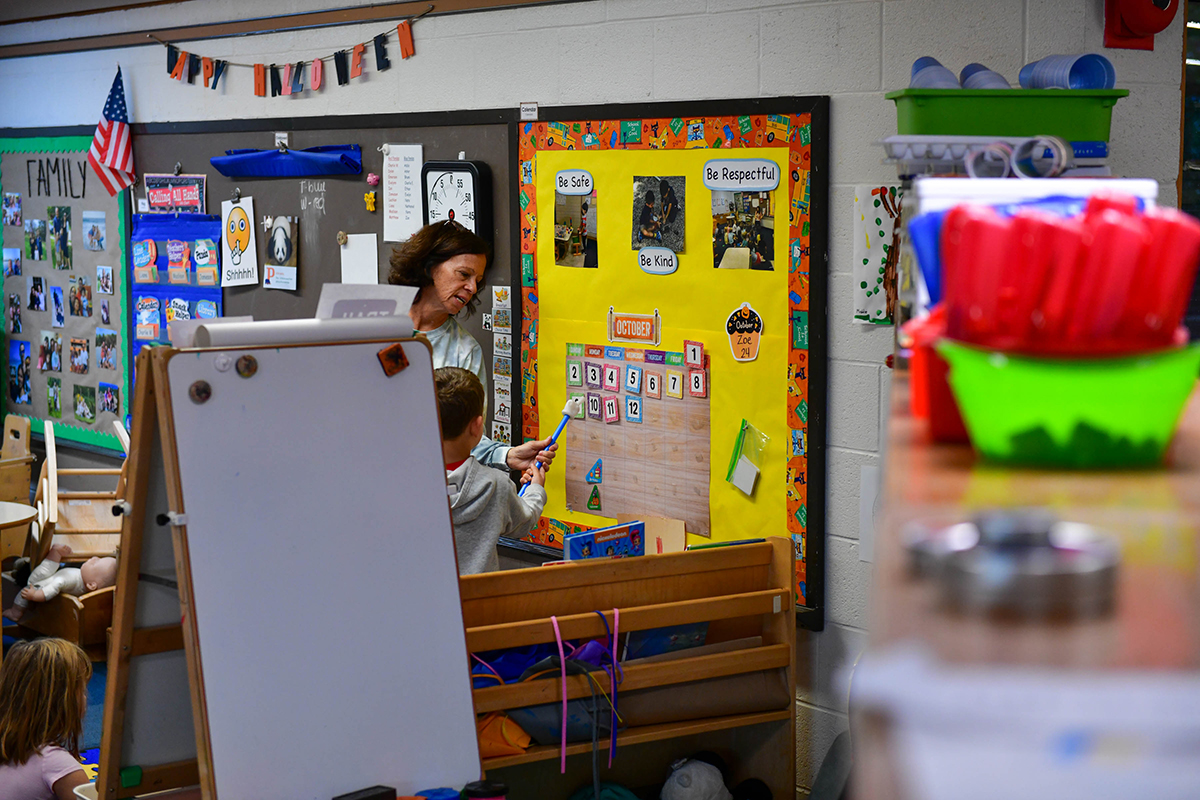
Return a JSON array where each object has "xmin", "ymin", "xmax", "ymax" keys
[{"xmin": 0, "ymin": 638, "xmax": 91, "ymax": 765}]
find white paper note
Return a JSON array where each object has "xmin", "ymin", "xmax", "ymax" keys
[
  {"xmin": 383, "ymin": 143, "xmax": 424, "ymax": 242},
  {"xmin": 339, "ymin": 234, "xmax": 379, "ymax": 284},
  {"xmin": 220, "ymin": 196, "xmax": 259, "ymax": 287}
]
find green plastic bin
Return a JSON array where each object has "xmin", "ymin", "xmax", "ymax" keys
[
  {"xmin": 886, "ymin": 88, "xmax": 1128, "ymax": 141},
  {"xmin": 937, "ymin": 340, "xmax": 1200, "ymax": 469}
]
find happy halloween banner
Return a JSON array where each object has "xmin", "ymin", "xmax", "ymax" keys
[{"xmin": 159, "ymin": 12, "xmax": 422, "ymax": 97}]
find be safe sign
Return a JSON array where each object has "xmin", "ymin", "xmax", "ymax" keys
[
  {"xmin": 555, "ymin": 169, "xmax": 594, "ymax": 195},
  {"xmin": 702, "ymin": 159, "xmax": 780, "ymax": 192}
]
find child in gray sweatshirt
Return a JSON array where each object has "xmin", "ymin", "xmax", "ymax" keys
[{"xmin": 436, "ymin": 366, "xmax": 547, "ymax": 575}]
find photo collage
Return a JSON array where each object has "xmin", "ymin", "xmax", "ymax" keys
[{"xmin": 1, "ymin": 151, "xmax": 124, "ymax": 436}]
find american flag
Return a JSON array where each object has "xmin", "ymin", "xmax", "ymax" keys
[{"xmin": 88, "ymin": 67, "xmax": 135, "ymax": 196}]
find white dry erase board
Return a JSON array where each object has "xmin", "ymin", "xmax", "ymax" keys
[{"xmin": 161, "ymin": 338, "xmax": 480, "ymax": 799}]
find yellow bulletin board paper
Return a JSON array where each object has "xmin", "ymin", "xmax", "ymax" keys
[
  {"xmin": 516, "ymin": 106, "xmax": 825, "ymax": 628},
  {"xmin": 535, "ymin": 147, "xmax": 790, "ymax": 542}
]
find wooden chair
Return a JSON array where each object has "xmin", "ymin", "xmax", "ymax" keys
[
  {"xmin": 8, "ymin": 420, "xmax": 127, "ymax": 659},
  {"xmin": 29, "ymin": 420, "xmax": 127, "ymax": 566},
  {"xmin": 0, "ymin": 415, "xmax": 35, "ymax": 565}
]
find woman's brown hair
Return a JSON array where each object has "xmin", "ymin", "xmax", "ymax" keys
[
  {"xmin": 388, "ymin": 220, "xmax": 492, "ymax": 314},
  {"xmin": 0, "ymin": 638, "xmax": 91, "ymax": 765}
]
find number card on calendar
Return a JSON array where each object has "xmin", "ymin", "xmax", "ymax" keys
[{"xmin": 564, "ymin": 341, "xmax": 711, "ymax": 536}]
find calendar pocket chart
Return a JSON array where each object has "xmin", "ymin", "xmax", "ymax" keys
[{"xmin": 564, "ymin": 341, "xmax": 711, "ymax": 536}]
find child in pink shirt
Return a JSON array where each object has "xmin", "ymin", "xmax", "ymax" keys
[{"xmin": 0, "ymin": 639, "xmax": 92, "ymax": 799}]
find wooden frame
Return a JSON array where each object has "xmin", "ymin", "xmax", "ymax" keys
[
  {"xmin": 100, "ymin": 347, "xmax": 198, "ymax": 799},
  {"xmin": 462, "ymin": 537, "xmax": 796, "ymax": 796}
]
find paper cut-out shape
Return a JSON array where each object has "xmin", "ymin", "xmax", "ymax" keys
[
  {"xmin": 373, "ymin": 33, "xmax": 391, "ymax": 71},
  {"xmin": 210, "ymin": 59, "xmax": 227, "ymax": 90},
  {"xmin": 684, "ymin": 340, "xmax": 704, "ymax": 369},
  {"xmin": 567, "ymin": 359, "xmax": 582, "ymax": 387},
  {"xmin": 254, "ymin": 64, "xmax": 266, "ymax": 97},
  {"xmin": 364, "ymin": 191, "xmax": 376, "ymax": 212},
  {"xmin": 202, "ymin": 57, "xmax": 214, "ymax": 87},
  {"xmin": 645, "ymin": 370, "xmax": 661, "ymax": 399},
  {"xmin": 170, "ymin": 50, "xmax": 188, "ymax": 81},
  {"xmin": 603, "ymin": 364, "xmax": 620, "ymax": 392},
  {"xmin": 666, "ymin": 369, "xmax": 684, "ymax": 399},
  {"xmin": 187, "ymin": 53, "xmax": 201, "ymax": 84},
  {"xmin": 569, "ymin": 392, "xmax": 585, "ymax": 419},
  {"xmin": 290, "ymin": 61, "xmax": 304, "ymax": 93},
  {"xmin": 587, "ymin": 485, "xmax": 602, "ymax": 511},
  {"xmin": 586, "ymin": 459, "xmax": 603, "ymax": 484},
  {"xmin": 351, "ymin": 43, "xmax": 366, "ymax": 78},
  {"xmin": 689, "ymin": 369, "xmax": 707, "ymax": 398},
  {"xmin": 586, "ymin": 392, "xmax": 602, "ymax": 420},
  {"xmin": 334, "ymin": 51, "xmax": 350, "ymax": 86},
  {"xmin": 602, "ymin": 395, "xmax": 620, "ymax": 423},
  {"xmin": 625, "ymin": 395, "xmax": 642, "ymax": 423},
  {"xmin": 726, "ymin": 303, "xmax": 763, "ymax": 362},
  {"xmin": 269, "ymin": 65, "xmax": 283, "ymax": 97},
  {"xmin": 584, "ymin": 361, "xmax": 602, "ymax": 389},
  {"xmin": 311, "ymin": 57, "xmax": 324, "ymax": 91},
  {"xmin": 624, "ymin": 364, "xmax": 642, "ymax": 395},
  {"xmin": 166, "ymin": 45, "xmax": 180, "ymax": 75},
  {"xmin": 282, "ymin": 64, "xmax": 293, "ymax": 96},
  {"xmin": 397, "ymin": 20, "xmax": 415, "ymax": 59}
]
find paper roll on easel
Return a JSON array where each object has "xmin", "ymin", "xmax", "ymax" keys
[{"xmin": 193, "ymin": 316, "xmax": 412, "ymax": 348}]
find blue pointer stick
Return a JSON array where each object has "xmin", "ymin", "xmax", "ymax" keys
[{"xmin": 519, "ymin": 396, "xmax": 582, "ymax": 496}]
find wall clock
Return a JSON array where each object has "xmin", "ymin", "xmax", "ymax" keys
[{"xmin": 422, "ymin": 160, "xmax": 491, "ymax": 239}]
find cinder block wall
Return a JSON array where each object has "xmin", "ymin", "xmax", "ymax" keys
[{"xmin": 0, "ymin": 1, "xmax": 1183, "ymax": 794}]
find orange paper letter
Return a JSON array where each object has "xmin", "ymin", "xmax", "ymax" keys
[
  {"xmin": 351, "ymin": 43, "xmax": 366, "ymax": 78},
  {"xmin": 254, "ymin": 63, "xmax": 266, "ymax": 96},
  {"xmin": 397, "ymin": 21, "xmax": 415, "ymax": 59},
  {"xmin": 169, "ymin": 51, "xmax": 188, "ymax": 80},
  {"xmin": 202, "ymin": 57, "xmax": 214, "ymax": 88}
]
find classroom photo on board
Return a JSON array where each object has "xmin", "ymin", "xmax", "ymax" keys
[
  {"xmin": 712, "ymin": 189, "xmax": 775, "ymax": 270},
  {"xmin": 96, "ymin": 328, "xmax": 117, "ymax": 370},
  {"xmin": 27, "ymin": 275, "xmax": 44, "ymax": 311},
  {"xmin": 632, "ymin": 176, "xmax": 685, "ymax": 253},
  {"xmin": 2, "ymin": 192, "xmax": 21, "ymax": 226},
  {"xmin": 46, "ymin": 376, "xmax": 61, "ymax": 419},
  {"xmin": 3, "ymin": 247, "xmax": 20, "ymax": 278},
  {"xmin": 23, "ymin": 218, "xmax": 45, "ymax": 261},
  {"xmin": 69, "ymin": 275, "xmax": 92, "ymax": 317},
  {"xmin": 99, "ymin": 381, "xmax": 119, "ymax": 415},
  {"xmin": 82, "ymin": 210, "xmax": 106, "ymax": 251},
  {"xmin": 7, "ymin": 294, "xmax": 20, "ymax": 335},
  {"xmin": 69, "ymin": 337, "xmax": 89, "ymax": 375},
  {"xmin": 554, "ymin": 189, "xmax": 597, "ymax": 268},
  {"xmin": 50, "ymin": 286, "xmax": 64, "ymax": 327},
  {"xmin": 48, "ymin": 206, "xmax": 72, "ymax": 270},
  {"xmin": 8, "ymin": 340, "xmax": 30, "ymax": 406},
  {"xmin": 40, "ymin": 330, "xmax": 61, "ymax": 373},
  {"xmin": 73, "ymin": 384, "xmax": 95, "ymax": 423},
  {"xmin": 96, "ymin": 265, "xmax": 113, "ymax": 294}
]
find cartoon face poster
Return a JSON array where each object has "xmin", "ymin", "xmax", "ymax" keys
[{"xmin": 220, "ymin": 196, "xmax": 259, "ymax": 286}]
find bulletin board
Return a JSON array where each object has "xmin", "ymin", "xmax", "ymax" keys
[
  {"xmin": 130, "ymin": 119, "xmax": 514, "ymax": 438},
  {"xmin": 517, "ymin": 99, "xmax": 828, "ymax": 629},
  {"xmin": 0, "ymin": 136, "xmax": 130, "ymax": 451}
]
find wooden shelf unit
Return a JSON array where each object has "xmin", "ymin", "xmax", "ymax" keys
[{"xmin": 459, "ymin": 538, "xmax": 796, "ymax": 798}]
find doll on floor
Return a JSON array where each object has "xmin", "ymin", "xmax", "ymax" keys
[{"xmin": 3, "ymin": 545, "xmax": 117, "ymax": 622}]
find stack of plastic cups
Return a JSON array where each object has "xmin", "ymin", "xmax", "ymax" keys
[
  {"xmin": 959, "ymin": 63, "xmax": 1011, "ymax": 89},
  {"xmin": 1019, "ymin": 54, "xmax": 1116, "ymax": 89},
  {"xmin": 911, "ymin": 56, "xmax": 960, "ymax": 89}
]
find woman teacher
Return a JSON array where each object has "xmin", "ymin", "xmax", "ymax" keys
[{"xmin": 389, "ymin": 220, "xmax": 556, "ymax": 472}]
